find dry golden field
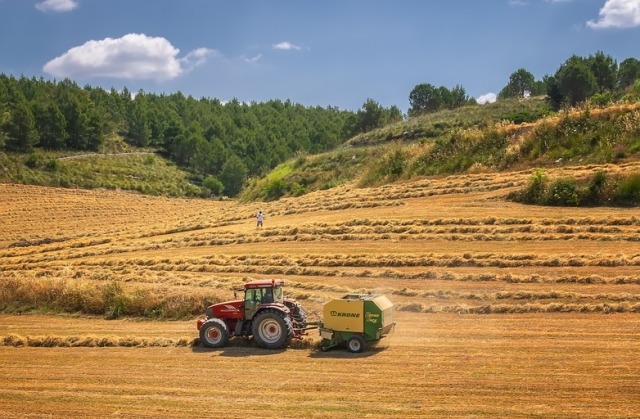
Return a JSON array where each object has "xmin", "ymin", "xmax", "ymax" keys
[{"xmin": 2, "ymin": 162, "xmax": 640, "ymax": 418}]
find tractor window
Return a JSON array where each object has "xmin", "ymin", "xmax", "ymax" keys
[
  {"xmin": 246, "ymin": 287, "xmax": 281, "ymax": 303},
  {"xmin": 261, "ymin": 288, "xmax": 273, "ymax": 303},
  {"xmin": 273, "ymin": 286, "xmax": 283, "ymax": 302},
  {"xmin": 245, "ymin": 289, "xmax": 260, "ymax": 303}
]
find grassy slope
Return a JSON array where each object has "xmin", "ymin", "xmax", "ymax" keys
[
  {"xmin": 346, "ymin": 96, "xmax": 551, "ymax": 147},
  {"xmin": 244, "ymin": 98, "xmax": 640, "ymax": 200},
  {"xmin": 0, "ymin": 135, "xmax": 199, "ymax": 197}
]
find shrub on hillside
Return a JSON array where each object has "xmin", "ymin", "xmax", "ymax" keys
[
  {"xmin": 613, "ymin": 173, "xmax": 640, "ymax": 205},
  {"xmin": 511, "ymin": 169, "xmax": 640, "ymax": 207},
  {"xmin": 590, "ymin": 92, "xmax": 615, "ymax": 107},
  {"xmin": 358, "ymin": 143, "xmax": 408, "ymax": 187},
  {"xmin": 290, "ymin": 182, "xmax": 307, "ymax": 197},
  {"xmin": 25, "ymin": 153, "xmax": 40, "ymax": 169},
  {"xmin": 183, "ymin": 184, "xmax": 202, "ymax": 197},
  {"xmin": 584, "ymin": 170, "xmax": 608, "ymax": 205},
  {"xmin": 202, "ymin": 176, "xmax": 224, "ymax": 196},
  {"xmin": 45, "ymin": 158, "xmax": 59, "ymax": 172},
  {"xmin": 519, "ymin": 169, "xmax": 548, "ymax": 204},
  {"xmin": 381, "ymin": 145, "xmax": 409, "ymax": 179},
  {"xmin": 546, "ymin": 178, "xmax": 580, "ymax": 206},
  {"xmin": 265, "ymin": 178, "xmax": 287, "ymax": 200}
]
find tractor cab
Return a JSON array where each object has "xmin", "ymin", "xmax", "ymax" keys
[{"xmin": 242, "ymin": 279, "xmax": 285, "ymax": 320}]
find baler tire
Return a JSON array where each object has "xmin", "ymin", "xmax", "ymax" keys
[
  {"xmin": 346, "ymin": 335, "xmax": 366, "ymax": 353},
  {"xmin": 199, "ymin": 318, "xmax": 229, "ymax": 348},
  {"xmin": 252, "ymin": 310, "xmax": 294, "ymax": 349}
]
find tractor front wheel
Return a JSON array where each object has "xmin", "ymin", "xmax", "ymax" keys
[
  {"xmin": 252, "ymin": 310, "xmax": 294, "ymax": 349},
  {"xmin": 200, "ymin": 318, "xmax": 229, "ymax": 348},
  {"xmin": 346, "ymin": 334, "xmax": 366, "ymax": 353}
]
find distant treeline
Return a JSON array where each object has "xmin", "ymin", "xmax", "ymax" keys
[
  {"xmin": 408, "ymin": 52, "xmax": 640, "ymax": 116},
  {"xmin": 0, "ymin": 75, "xmax": 406, "ymax": 195}
]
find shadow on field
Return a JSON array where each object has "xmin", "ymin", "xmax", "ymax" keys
[
  {"xmin": 191, "ymin": 337, "xmax": 288, "ymax": 357},
  {"xmin": 307, "ymin": 345, "xmax": 388, "ymax": 359},
  {"xmin": 190, "ymin": 337, "xmax": 388, "ymax": 357}
]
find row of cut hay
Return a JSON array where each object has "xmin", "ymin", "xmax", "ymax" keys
[
  {"xmin": 13, "ymin": 262, "xmax": 640, "ymax": 288},
  {"xmin": 22, "ymin": 266, "xmax": 245, "ymax": 290},
  {"xmin": 159, "ymin": 253, "xmax": 640, "ymax": 269},
  {"xmin": 394, "ymin": 288, "xmax": 640, "ymax": 302},
  {"xmin": 383, "ymin": 271, "xmax": 640, "ymax": 284},
  {"xmin": 4, "ymin": 258, "xmax": 640, "ymax": 288},
  {"xmin": 1, "ymin": 334, "xmax": 320, "ymax": 350},
  {"xmin": 277, "ymin": 196, "xmax": 404, "ymax": 216},
  {"xmin": 1, "ymin": 334, "xmax": 196, "ymax": 348},
  {"xmin": 398, "ymin": 302, "xmax": 640, "ymax": 314}
]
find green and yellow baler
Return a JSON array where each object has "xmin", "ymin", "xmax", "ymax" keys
[{"xmin": 318, "ymin": 294, "xmax": 396, "ymax": 352}]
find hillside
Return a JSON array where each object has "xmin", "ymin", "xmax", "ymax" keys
[
  {"xmin": 2, "ymin": 162, "xmax": 640, "ymax": 417},
  {"xmin": 2, "ymin": 96, "xmax": 640, "ymax": 203},
  {"xmin": 243, "ymin": 98, "xmax": 640, "ymax": 201}
]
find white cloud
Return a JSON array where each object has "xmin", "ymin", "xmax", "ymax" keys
[
  {"xmin": 477, "ymin": 93, "xmax": 497, "ymax": 104},
  {"xmin": 508, "ymin": 0, "xmax": 529, "ymax": 6},
  {"xmin": 273, "ymin": 41, "xmax": 301, "ymax": 51},
  {"xmin": 587, "ymin": 0, "xmax": 640, "ymax": 29},
  {"xmin": 35, "ymin": 0, "xmax": 78, "ymax": 12},
  {"xmin": 181, "ymin": 47, "xmax": 218, "ymax": 67},
  {"xmin": 243, "ymin": 54, "xmax": 262, "ymax": 63},
  {"xmin": 43, "ymin": 33, "xmax": 216, "ymax": 81}
]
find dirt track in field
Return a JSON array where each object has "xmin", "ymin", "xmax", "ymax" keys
[{"xmin": 1, "ymin": 161, "xmax": 640, "ymax": 417}]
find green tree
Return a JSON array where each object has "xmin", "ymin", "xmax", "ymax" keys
[
  {"xmin": 343, "ymin": 99, "xmax": 402, "ymax": 137},
  {"xmin": 127, "ymin": 97, "xmax": 151, "ymax": 147},
  {"xmin": 219, "ymin": 154, "xmax": 248, "ymax": 196},
  {"xmin": 529, "ymin": 80, "xmax": 547, "ymax": 96},
  {"xmin": 356, "ymin": 98, "xmax": 385, "ymax": 133},
  {"xmin": 33, "ymin": 102, "xmax": 68, "ymax": 150},
  {"xmin": 3, "ymin": 96, "xmax": 39, "ymax": 152},
  {"xmin": 555, "ymin": 56, "xmax": 597, "ymax": 106},
  {"xmin": 544, "ymin": 75, "xmax": 564, "ymax": 110},
  {"xmin": 448, "ymin": 84, "xmax": 470, "ymax": 108},
  {"xmin": 0, "ymin": 78, "xmax": 10, "ymax": 149},
  {"xmin": 409, "ymin": 83, "xmax": 441, "ymax": 116},
  {"xmin": 437, "ymin": 86, "xmax": 452, "ymax": 109},
  {"xmin": 617, "ymin": 57, "xmax": 640, "ymax": 90},
  {"xmin": 588, "ymin": 51, "xmax": 617, "ymax": 93},
  {"xmin": 191, "ymin": 136, "xmax": 225, "ymax": 176},
  {"xmin": 56, "ymin": 82, "xmax": 104, "ymax": 151},
  {"xmin": 386, "ymin": 105, "xmax": 403, "ymax": 124},
  {"xmin": 499, "ymin": 68, "xmax": 535, "ymax": 99}
]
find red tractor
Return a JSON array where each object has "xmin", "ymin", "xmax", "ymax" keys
[{"xmin": 197, "ymin": 279, "xmax": 308, "ymax": 349}]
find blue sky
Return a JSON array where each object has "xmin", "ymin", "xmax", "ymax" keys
[{"xmin": 1, "ymin": 0, "xmax": 639, "ymax": 112}]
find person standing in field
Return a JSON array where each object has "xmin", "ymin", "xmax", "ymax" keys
[{"xmin": 256, "ymin": 210, "xmax": 264, "ymax": 228}]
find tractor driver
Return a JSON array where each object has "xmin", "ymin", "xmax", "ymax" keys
[{"xmin": 262, "ymin": 288, "xmax": 274, "ymax": 303}]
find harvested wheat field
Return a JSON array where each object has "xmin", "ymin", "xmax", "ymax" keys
[{"xmin": 2, "ymin": 162, "xmax": 640, "ymax": 418}]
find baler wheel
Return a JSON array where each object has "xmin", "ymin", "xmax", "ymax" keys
[
  {"xmin": 346, "ymin": 335, "xmax": 366, "ymax": 353},
  {"xmin": 200, "ymin": 318, "xmax": 229, "ymax": 348}
]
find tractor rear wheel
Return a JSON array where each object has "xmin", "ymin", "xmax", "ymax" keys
[
  {"xmin": 200, "ymin": 318, "xmax": 229, "ymax": 348},
  {"xmin": 252, "ymin": 310, "xmax": 294, "ymax": 349},
  {"xmin": 291, "ymin": 305, "xmax": 307, "ymax": 330},
  {"xmin": 346, "ymin": 334, "xmax": 366, "ymax": 353}
]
